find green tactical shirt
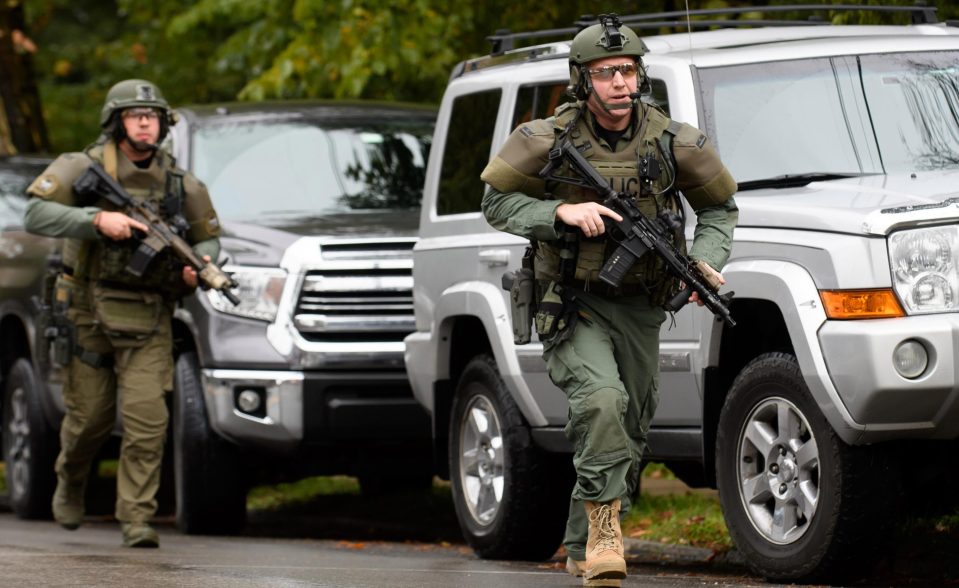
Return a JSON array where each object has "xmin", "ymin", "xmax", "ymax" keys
[{"xmin": 481, "ymin": 104, "xmax": 739, "ymax": 273}]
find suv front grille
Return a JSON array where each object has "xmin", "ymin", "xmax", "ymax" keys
[{"xmin": 293, "ymin": 241, "xmax": 415, "ymax": 342}]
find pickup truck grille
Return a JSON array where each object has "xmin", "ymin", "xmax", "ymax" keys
[{"xmin": 293, "ymin": 241, "xmax": 415, "ymax": 342}]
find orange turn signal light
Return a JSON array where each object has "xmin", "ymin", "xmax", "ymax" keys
[{"xmin": 819, "ymin": 289, "xmax": 905, "ymax": 319}]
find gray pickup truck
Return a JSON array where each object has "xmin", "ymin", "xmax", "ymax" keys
[
  {"xmin": 1, "ymin": 101, "xmax": 436, "ymax": 534},
  {"xmin": 405, "ymin": 7, "xmax": 959, "ymax": 583}
]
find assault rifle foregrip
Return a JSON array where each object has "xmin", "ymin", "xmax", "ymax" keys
[
  {"xmin": 550, "ymin": 142, "xmax": 736, "ymax": 327},
  {"xmin": 73, "ymin": 164, "xmax": 240, "ymax": 306}
]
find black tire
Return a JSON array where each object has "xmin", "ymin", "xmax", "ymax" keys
[
  {"xmin": 173, "ymin": 351, "xmax": 246, "ymax": 535},
  {"xmin": 3, "ymin": 358, "xmax": 57, "ymax": 519},
  {"xmin": 716, "ymin": 352, "xmax": 895, "ymax": 583},
  {"xmin": 449, "ymin": 354, "xmax": 573, "ymax": 561}
]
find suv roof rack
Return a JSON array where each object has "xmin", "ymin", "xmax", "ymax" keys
[{"xmin": 487, "ymin": 3, "xmax": 940, "ymax": 54}]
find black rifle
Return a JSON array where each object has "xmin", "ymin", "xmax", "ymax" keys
[
  {"xmin": 73, "ymin": 164, "xmax": 240, "ymax": 306},
  {"xmin": 541, "ymin": 141, "xmax": 736, "ymax": 327},
  {"xmin": 32, "ymin": 252, "xmax": 76, "ymax": 368}
]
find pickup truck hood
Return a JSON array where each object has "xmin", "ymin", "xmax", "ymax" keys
[
  {"xmin": 738, "ymin": 170, "xmax": 959, "ymax": 236},
  {"xmin": 220, "ymin": 211, "xmax": 418, "ymax": 267}
]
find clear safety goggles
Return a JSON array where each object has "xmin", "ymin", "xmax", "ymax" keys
[
  {"xmin": 587, "ymin": 62, "xmax": 639, "ymax": 81},
  {"xmin": 122, "ymin": 107, "xmax": 161, "ymax": 121}
]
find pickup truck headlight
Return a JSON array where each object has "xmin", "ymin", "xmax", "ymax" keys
[
  {"xmin": 889, "ymin": 226, "xmax": 959, "ymax": 314},
  {"xmin": 206, "ymin": 266, "xmax": 287, "ymax": 322}
]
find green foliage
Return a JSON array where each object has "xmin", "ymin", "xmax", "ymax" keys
[{"xmin": 20, "ymin": 0, "xmax": 959, "ymax": 151}]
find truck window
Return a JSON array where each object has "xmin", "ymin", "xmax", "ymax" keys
[
  {"xmin": 0, "ymin": 167, "xmax": 33, "ymax": 227},
  {"xmin": 512, "ymin": 79, "xmax": 670, "ymax": 131},
  {"xmin": 513, "ymin": 83, "xmax": 573, "ymax": 129},
  {"xmin": 437, "ymin": 89, "xmax": 501, "ymax": 215},
  {"xmin": 649, "ymin": 78, "xmax": 669, "ymax": 115}
]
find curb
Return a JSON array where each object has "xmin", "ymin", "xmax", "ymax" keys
[{"xmin": 623, "ymin": 538, "xmax": 747, "ymax": 572}]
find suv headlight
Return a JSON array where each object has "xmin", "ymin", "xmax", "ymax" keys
[
  {"xmin": 888, "ymin": 226, "xmax": 959, "ymax": 314},
  {"xmin": 206, "ymin": 266, "xmax": 288, "ymax": 322}
]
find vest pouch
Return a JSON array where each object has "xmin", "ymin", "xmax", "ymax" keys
[{"xmin": 92, "ymin": 286, "xmax": 162, "ymax": 348}]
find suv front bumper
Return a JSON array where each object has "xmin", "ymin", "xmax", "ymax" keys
[
  {"xmin": 201, "ymin": 368, "xmax": 430, "ymax": 453},
  {"xmin": 819, "ymin": 314, "xmax": 959, "ymax": 441}
]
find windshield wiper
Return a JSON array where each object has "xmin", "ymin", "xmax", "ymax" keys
[{"xmin": 737, "ymin": 172, "xmax": 872, "ymax": 191}]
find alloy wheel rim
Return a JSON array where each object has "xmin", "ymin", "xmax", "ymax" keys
[
  {"xmin": 458, "ymin": 390, "xmax": 505, "ymax": 526},
  {"xmin": 7, "ymin": 386, "xmax": 32, "ymax": 499},
  {"xmin": 737, "ymin": 396, "xmax": 820, "ymax": 545}
]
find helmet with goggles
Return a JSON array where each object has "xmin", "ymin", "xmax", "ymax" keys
[
  {"xmin": 567, "ymin": 14, "xmax": 647, "ymax": 102},
  {"xmin": 100, "ymin": 79, "xmax": 172, "ymax": 127},
  {"xmin": 99, "ymin": 79, "xmax": 177, "ymax": 148}
]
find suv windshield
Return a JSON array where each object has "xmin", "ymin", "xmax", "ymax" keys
[
  {"xmin": 192, "ymin": 116, "xmax": 432, "ymax": 224},
  {"xmin": 699, "ymin": 50, "xmax": 959, "ymax": 185}
]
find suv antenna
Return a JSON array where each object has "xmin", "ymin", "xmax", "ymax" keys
[{"xmin": 685, "ymin": 0, "xmax": 695, "ymax": 65}]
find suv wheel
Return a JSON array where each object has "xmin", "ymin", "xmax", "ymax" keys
[
  {"xmin": 716, "ymin": 352, "xmax": 893, "ymax": 582},
  {"xmin": 3, "ymin": 358, "xmax": 57, "ymax": 518},
  {"xmin": 449, "ymin": 354, "xmax": 571, "ymax": 560},
  {"xmin": 173, "ymin": 351, "xmax": 246, "ymax": 534}
]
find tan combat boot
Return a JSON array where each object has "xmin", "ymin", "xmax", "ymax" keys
[
  {"xmin": 566, "ymin": 556, "xmax": 586, "ymax": 577},
  {"xmin": 51, "ymin": 477, "xmax": 85, "ymax": 530},
  {"xmin": 122, "ymin": 522, "xmax": 160, "ymax": 548},
  {"xmin": 582, "ymin": 499, "xmax": 626, "ymax": 586}
]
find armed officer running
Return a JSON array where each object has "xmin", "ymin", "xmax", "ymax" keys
[
  {"xmin": 24, "ymin": 79, "xmax": 222, "ymax": 548},
  {"xmin": 481, "ymin": 15, "xmax": 738, "ymax": 586}
]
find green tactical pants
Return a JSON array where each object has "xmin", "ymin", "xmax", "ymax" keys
[
  {"xmin": 56, "ymin": 280, "xmax": 173, "ymax": 524},
  {"xmin": 542, "ymin": 290, "xmax": 666, "ymax": 561}
]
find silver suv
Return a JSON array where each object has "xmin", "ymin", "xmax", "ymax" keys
[{"xmin": 405, "ymin": 7, "xmax": 959, "ymax": 582}]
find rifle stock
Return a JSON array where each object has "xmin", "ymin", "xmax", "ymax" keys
[
  {"xmin": 73, "ymin": 164, "xmax": 240, "ymax": 306},
  {"xmin": 544, "ymin": 142, "xmax": 736, "ymax": 327}
]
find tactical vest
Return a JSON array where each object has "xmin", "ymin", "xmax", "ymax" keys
[
  {"xmin": 537, "ymin": 103, "xmax": 685, "ymax": 301},
  {"xmin": 64, "ymin": 142, "xmax": 187, "ymax": 295}
]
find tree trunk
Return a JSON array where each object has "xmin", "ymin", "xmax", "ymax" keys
[{"xmin": 0, "ymin": 0, "xmax": 49, "ymax": 155}]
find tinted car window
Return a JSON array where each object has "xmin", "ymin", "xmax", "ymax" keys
[
  {"xmin": 192, "ymin": 117, "xmax": 432, "ymax": 226},
  {"xmin": 0, "ymin": 162, "xmax": 44, "ymax": 228},
  {"xmin": 437, "ymin": 89, "xmax": 501, "ymax": 215},
  {"xmin": 513, "ymin": 83, "xmax": 573, "ymax": 129},
  {"xmin": 512, "ymin": 79, "xmax": 669, "ymax": 131},
  {"xmin": 698, "ymin": 51, "xmax": 959, "ymax": 183}
]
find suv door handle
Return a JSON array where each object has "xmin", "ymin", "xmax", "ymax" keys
[{"xmin": 479, "ymin": 249, "xmax": 510, "ymax": 267}]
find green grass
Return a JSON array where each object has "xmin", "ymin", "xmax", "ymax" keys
[
  {"xmin": 246, "ymin": 475, "xmax": 360, "ymax": 511},
  {"xmin": 623, "ymin": 488, "xmax": 732, "ymax": 551},
  {"xmin": 642, "ymin": 462, "xmax": 676, "ymax": 480}
]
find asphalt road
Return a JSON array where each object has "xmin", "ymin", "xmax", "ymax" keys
[{"xmin": 0, "ymin": 514, "xmax": 777, "ymax": 588}]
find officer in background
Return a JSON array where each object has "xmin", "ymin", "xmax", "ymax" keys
[
  {"xmin": 24, "ymin": 79, "xmax": 222, "ymax": 548},
  {"xmin": 481, "ymin": 16, "xmax": 737, "ymax": 586}
]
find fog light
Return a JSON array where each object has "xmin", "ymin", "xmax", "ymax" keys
[
  {"xmin": 236, "ymin": 388, "xmax": 263, "ymax": 414},
  {"xmin": 893, "ymin": 340, "xmax": 928, "ymax": 379}
]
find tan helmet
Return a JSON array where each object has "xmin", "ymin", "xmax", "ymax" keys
[
  {"xmin": 99, "ymin": 79, "xmax": 172, "ymax": 127},
  {"xmin": 567, "ymin": 14, "xmax": 647, "ymax": 101}
]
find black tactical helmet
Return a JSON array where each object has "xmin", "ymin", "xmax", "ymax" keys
[{"xmin": 567, "ymin": 14, "xmax": 647, "ymax": 101}]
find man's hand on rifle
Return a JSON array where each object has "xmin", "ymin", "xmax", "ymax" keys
[
  {"xmin": 556, "ymin": 202, "xmax": 623, "ymax": 238},
  {"xmin": 687, "ymin": 260, "xmax": 725, "ymax": 306},
  {"xmin": 182, "ymin": 256, "xmax": 210, "ymax": 290},
  {"xmin": 93, "ymin": 211, "xmax": 149, "ymax": 241}
]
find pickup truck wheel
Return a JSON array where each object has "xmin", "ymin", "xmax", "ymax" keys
[
  {"xmin": 716, "ymin": 352, "xmax": 892, "ymax": 583},
  {"xmin": 449, "ymin": 354, "xmax": 571, "ymax": 561},
  {"xmin": 173, "ymin": 351, "xmax": 246, "ymax": 535},
  {"xmin": 3, "ymin": 359, "xmax": 57, "ymax": 519}
]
